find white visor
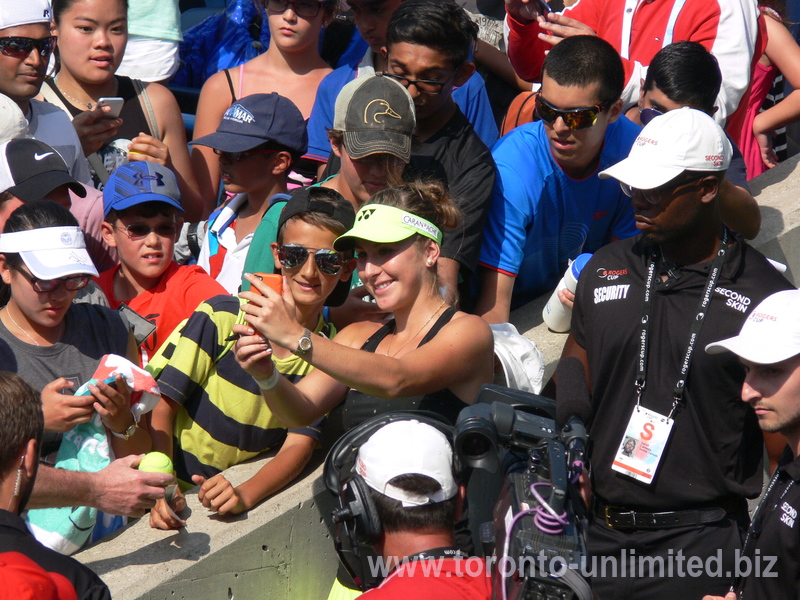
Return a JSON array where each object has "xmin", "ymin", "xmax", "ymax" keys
[{"xmin": 0, "ymin": 227, "xmax": 98, "ymax": 279}]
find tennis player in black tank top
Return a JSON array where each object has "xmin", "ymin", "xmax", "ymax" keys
[{"xmin": 230, "ymin": 181, "xmax": 494, "ymax": 446}]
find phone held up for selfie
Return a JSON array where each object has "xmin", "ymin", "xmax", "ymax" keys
[{"xmin": 251, "ymin": 272, "xmax": 283, "ymax": 296}]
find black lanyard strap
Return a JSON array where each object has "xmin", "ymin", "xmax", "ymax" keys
[
  {"xmin": 635, "ymin": 230, "xmax": 729, "ymax": 418},
  {"xmin": 733, "ymin": 470, "xmax": 795, "ymax": 594}
]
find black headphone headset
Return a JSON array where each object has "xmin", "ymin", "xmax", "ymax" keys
[{"xmin": 323, "ymin": 411, "xmax": 463, "ymax": 589}]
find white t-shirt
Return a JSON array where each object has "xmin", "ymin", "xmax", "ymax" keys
[
  {"xmin": 197, "ymin": 193, "xmax": 253, "ymax": 294},
  {"xmin": 28, "ymin": 99, "xmax": 92, "ymax": 185}
]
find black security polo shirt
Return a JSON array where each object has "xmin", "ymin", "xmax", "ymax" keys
[
  {"xmin": 572, "ymin": 234, "xmax": 793, "ymax": 510},
  {"xmin": 738, "ymin": 449, "xmax": 800, "ymax": 599}
]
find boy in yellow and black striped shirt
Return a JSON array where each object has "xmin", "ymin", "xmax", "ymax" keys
[{"xmin": 145, "ymin": 188, "xmax": 355, "ymax": 529}]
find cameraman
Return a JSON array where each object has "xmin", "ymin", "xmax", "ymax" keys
[
  {"xmin": 340, "ymin": 419, "xmax": 491, "ymax": 599},
  {"xmin": 703, "ymin": 290, "xmax": 800, "ymax": 600}
]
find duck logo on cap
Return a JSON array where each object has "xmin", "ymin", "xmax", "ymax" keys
[
  {"xmin": 133, "ymin": 172, "xmax": 165, "ymax": 188},
  {"xmin": 224, "ymin": 105, "xmax": 256, "ymax": 125},
  {"xmin": 363, "ymin": 99, "xmax": 400, "ymax": 126}
]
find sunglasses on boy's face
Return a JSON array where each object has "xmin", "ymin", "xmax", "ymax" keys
[
  {"xmin": 213, "ymin": 148, "xmax": 278, "ymax": 162},
  {"xmin": 278, "ymin": 244, "xmax": 343, "ymax": 275},
  {"xmin": 535, "ymin": 93, "xmax": 609, "ymax": 130},
  {"xmin": 115, "ymin": 223, "xmax": 179, "ymax": 240},
  {"xmin": 15, "ymin": 266, "xmax": 89, "ymax": 293},
  {"xmin": 0, "ymin": 36, "xmax": 57, "ymax": 60},
  {"xmin": 263, "ymin": 0, "xmax": 326, "ymax": 18}
]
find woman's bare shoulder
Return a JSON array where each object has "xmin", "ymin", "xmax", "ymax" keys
[{"xmin": 334, "ymin": 319, "xmax": 387, "ymax": 349}]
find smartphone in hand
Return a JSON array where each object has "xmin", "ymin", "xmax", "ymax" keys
[
  {"xmin": 97, "ymin": 97, "xmax": 124, "ymax": 118},
  {"xmin": 251, "ymin": 273, "xmax": 283, "ymax": 296}
]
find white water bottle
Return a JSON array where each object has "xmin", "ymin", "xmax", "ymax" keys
[{"xmin": 542, "ymin": 253, "xmax": 592, "ymax": 332}]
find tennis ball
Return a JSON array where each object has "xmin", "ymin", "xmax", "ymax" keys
[{"xmin": 138, "ymin": 452, "xmax": 173, "ymax": 474}]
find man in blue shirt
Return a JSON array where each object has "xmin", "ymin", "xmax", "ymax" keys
[{"xmin": 477, "ymin": 35, "xmax": 640, "ymax": 323}]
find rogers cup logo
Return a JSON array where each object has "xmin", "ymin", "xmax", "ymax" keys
[{"xmin": 597, "ymin": 267, "xmax": 628, "ymax": 281}]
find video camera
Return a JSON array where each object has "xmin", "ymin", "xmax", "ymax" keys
[{"xmin": 456, "ymin": 384, "xmax": 592, "ymax": 600}]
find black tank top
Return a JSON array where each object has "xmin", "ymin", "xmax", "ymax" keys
[
  {"xmin": 320, "ymin": 306, "xmax": 467, "ymax": 449},
  {"xmin": 47, "ymin": 76, "xmax": 152, "ymax": 140},
  {"xmin": 46, "ymin": 76, "xmax": 152, "ymax": 189}
]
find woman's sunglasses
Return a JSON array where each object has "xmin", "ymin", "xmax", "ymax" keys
[
  {"xmin": 0, "ymin": 36, "xmax": 57, "ymax": 60},
  {"xmin": 535, "ymin": 93, "xmax": 609, "ymax": 130},
  {"xmin": 16, "ymin": 266, "xmax": 89, "ymax": 293},
  {"xmin": 278, "ymin": 244, "xmax": 343, "ymax": 275}
]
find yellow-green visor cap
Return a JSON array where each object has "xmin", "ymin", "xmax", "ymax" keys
[{"xmin": 334, "ymin": 204, "xmax": 442, "ymax": 251}]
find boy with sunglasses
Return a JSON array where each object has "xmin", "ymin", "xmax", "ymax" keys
[
  {"xmin": 96, "ymin": 162, "xmax": 226, "ymax": 366},
  {"xmin": 145, "ymin": 187, "xmax": 355, "ymax": 529},
  {"xmin": 192, "ymin": 93, "xmax": 305, "ymax": 293},
  {"xmin": 476, "ymin": 35, "xmax": 640, "ymax": 324},
  {"xmin": 0, "ymin": 2, "xmax": 91, "ymax": 186}
]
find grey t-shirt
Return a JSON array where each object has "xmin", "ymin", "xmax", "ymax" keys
[{"xmin": 0, "ymin": 303, "xmax": 129, "ymax": 454}]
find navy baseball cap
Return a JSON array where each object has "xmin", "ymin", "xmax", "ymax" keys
[
  {"xmin": 103, "ymin": 162, "xmax": 183, "ymax": 217},
  {"xmin": 192, "ymin": 93, "xmax": 308, "ymax": 157}
]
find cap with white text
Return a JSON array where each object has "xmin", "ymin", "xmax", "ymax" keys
[
  {"xmin": 599, "ymin": 107, "xmax": 731, "ymax": 190},
  {"xmin": 706, "ymin": 289, "xmax": 800, "ymax": 364},
  {"xmin": 191, "ymin": 93, "xmax": 308, "ymax": 157}
]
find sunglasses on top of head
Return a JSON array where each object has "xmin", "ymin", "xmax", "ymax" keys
[
  {"xmin": 0, "ymin": 36, "xmax": 57, "ymax": 60},
  {"xmin": 278, "ymin": 244, "xmax": 343, "ymax": 275},
  {"xmin": 535, "ymin": 93, "xmax": 610, "ymax": 130}
]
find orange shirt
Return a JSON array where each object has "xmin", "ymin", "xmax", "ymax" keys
[{"xmin": 95, "ymin": 261, "xmax": 227, "ymax": 365}]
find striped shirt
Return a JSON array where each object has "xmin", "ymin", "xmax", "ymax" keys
[{"xmin": 147, "ymin": 294, "xmax": 331, "ymax": 486}]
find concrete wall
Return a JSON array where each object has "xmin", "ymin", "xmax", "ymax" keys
[{"xmin": 75, "ymin": 155, "xmax": 800, "ymax": 599}]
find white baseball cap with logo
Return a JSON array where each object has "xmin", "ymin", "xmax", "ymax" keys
[
  {"xmin": 0, "ymin": 0, "xmax": 52, "ymax": 30},
  {"xmin": 706, "ymin": 289, "xmax": 800, "ymax": 364},
  {"xmin": 599, "ymin": 107, "xmax": 732, "ymax": 190},
  {"xmin": 355, "ymin": 420, "xmax": 457, "ymax": 507}
]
